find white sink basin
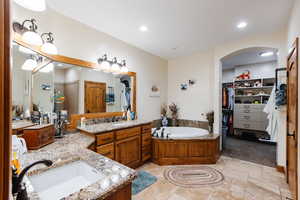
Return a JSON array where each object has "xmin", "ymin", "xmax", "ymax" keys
[{"xmin": 28, "ymin": 160, "xmax": 103, "ymax": 200}]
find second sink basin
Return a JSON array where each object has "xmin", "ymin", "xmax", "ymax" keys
[{"xmin": 28, "ymin": 160, "xmax": 103, "ymax": 200}]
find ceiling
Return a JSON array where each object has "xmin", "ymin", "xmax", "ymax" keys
[
  {"xmin": 48, "ymin": 0, "xmax": 294, "ymax": 59},
  {"xmin": 221, "ymin": 47, "xmax": 278, "ymax": 70}
]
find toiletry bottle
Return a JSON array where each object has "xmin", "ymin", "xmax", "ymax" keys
[
  {"xmin": 11, "ymin": 151, "xmax": 21, "ymax": 174},
  {"xmin": 127, "ymin": 110, "xmax": 131, "ymax": 121},
  {"xmin": 81, "ymin": 117, "xmax": 86, "ymax": 128}
]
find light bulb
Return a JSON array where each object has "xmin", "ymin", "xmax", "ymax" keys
[
  {"xmin": 101, "ymin": 61, "xmax": 111, "ymax": 73},
  {"xmin": 40, "ymin": 63, "xmax": 54, "ymax": 73},
  {"xmin": 22, "ymin": 31, "xmax": 43, "ymax": 46},
  {"xmin": 41, "ymin": 42, "xmax": 58, "ymax": 55},
  {"xmin": 22, "ymin": 58, "xmax": 37, "ymax": 71},
  {"xmin": 120, "ymin": 66, "xmax": 129, "ymax": 73},
  {"xmin": 111, "ymin": 63, "xmax": 121, "ymax": 74},
  {"xmin": 14, "ymin": 0, "xmax": 46, "ymax": 12}
]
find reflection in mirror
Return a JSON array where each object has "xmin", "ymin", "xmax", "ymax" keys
[
  {"xmin": 53, "ymin": 63, "xmax": 133, "ymax": 120},
  {"xmin": 12, "ymin": 42, "xmax": 54, "ymax": 121}
]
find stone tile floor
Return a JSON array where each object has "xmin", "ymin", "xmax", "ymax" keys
[{"xmin": 133, "ymin": 156, "xmax": 292, "ymax": 200}]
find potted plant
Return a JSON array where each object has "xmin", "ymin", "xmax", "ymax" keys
[
  {"xmin": 206, "ymin": 111, "xmax": 214, "ymax": 134},
  {"xmin": 169, "ymin": 103, "xmax": 179, "ymax": 126},
  {"xmin": 161, "ymin": 104, "xmax": 168, "ymax": 127}
]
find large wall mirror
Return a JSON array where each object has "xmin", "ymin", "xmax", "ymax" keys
[{"xmin": 12, "ymin": 36, "xmax": 136, "ymax": 129}]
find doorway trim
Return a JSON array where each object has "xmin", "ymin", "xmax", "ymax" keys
[{"xmin": 0, "ymin": 0, "xmax": 12, "ymax": 199}]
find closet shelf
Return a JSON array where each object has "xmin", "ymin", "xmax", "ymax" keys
[
  {"xmin": 235, "ymin": 95, "xmax": 270, "ymax": 97},
  {"xmin": 235, "ymin": 86, "xmax": 273, "ymax": 90}
]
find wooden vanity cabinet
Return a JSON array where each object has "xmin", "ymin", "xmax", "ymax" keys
[
  {"xmin": 141, "ymin": 124, "xmax": 152, "ymax": 162},
  {"xmin": 22, "ymin": 124, "xmax": 55, "ymax": 150},
  {"xmin": 91, "ymin": 123, "xmax": 152, "ymax": 168},
  {"xmin": 115, "ymin": 135, "xmax": 141, "ymax": 168}
]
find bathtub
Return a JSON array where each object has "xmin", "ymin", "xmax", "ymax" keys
[
  {"xmin": 152, "ymin": 126, "xmax": 220, "ymax": 165},
  {"xmin": 153, "ymin": 127, "xmax": 209, "ymax": 139}
]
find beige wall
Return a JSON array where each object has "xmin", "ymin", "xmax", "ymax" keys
[
  {"xmin": 13, "ymin": 4, "xmax": 168, "ymax": 121},
  {"xmin": 168, "ymin": 50, "xmax": 214, "ymax": 121},
  {"xmin": 287, "ymin": 0, "xmax": 300, "ymax": 193}
]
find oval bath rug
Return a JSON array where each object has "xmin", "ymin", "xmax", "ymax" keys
[{"xmin": 164, "ymin": 166, "xmax": 224, "ymax": 188}]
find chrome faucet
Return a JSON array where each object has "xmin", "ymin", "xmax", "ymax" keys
[{"xmin": 12, "ymin": 159, "xmax": 53, "ymax": 200}]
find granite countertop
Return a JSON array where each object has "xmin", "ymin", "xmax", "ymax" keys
[
  {"xmin": 77, "ymin": 119, "xmax": 152, "ymax": 134},
  {"xmin": 23, "ymin": 123, "xmax": 53, "ymax": 130},
  {"xmin": 12, "ymin": 120, "xmax": 34, "ymax": 130},
  {"xmin": 20, "ymin": 133, "xmax": 137, "ymax": 200}
]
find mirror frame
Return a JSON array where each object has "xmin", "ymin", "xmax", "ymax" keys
[{"xmin": 13, "ymin": 33, "xmax": 137, "ymax": 129}]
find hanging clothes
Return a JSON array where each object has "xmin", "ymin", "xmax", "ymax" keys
[
  {"xmin": 263, "ymin": 87, "xmax": 278, "ymax": 141},
  {"xmin": 227, "ymin": 88, "xmax": 234, "ymax": 110}
]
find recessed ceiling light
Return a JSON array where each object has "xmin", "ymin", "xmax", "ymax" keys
[
  {"xmin": 139, "ymin": 25, "xmax": 148, "ymax": 32},
  {"xmin": 260, "ymin": 51, "xmax": 274, "ymax": 57},
  {"xmin": 237, "ymin": 22, "xmax": 247, "ymax": 29}
]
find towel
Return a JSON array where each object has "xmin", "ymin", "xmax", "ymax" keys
[{"xmin": 264, "ymin": 87, "xmax": 278, "ymax": 141}]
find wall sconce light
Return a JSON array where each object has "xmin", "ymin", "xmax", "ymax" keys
[
  {"xmin": 22, "ymin": 56, "xmax": 37, "ymax": 71},
  {"xmin": 41, "ymin": 32, "xmax": 58, "ymax": 55},
  {"xmin": 111, "ymin": 57, "xmax": 121, "ymax": 74},
  {"xmin": 120, "ymin": 60, "xmax": 129, "ymax": 73},
  {"xmin": 14, "ymin": 0, "xmax": 46, "ymax": 12},
  {"xmin": 97, "ymin": 54, "xmax": 129, "ymax": 74},
  {"xmin": 98, "ymin": 54, "xmax": 111, "ymax": 73},
  {"xmin": 13, "ymin": 19, "xmax": 43, "ymax": 46}
]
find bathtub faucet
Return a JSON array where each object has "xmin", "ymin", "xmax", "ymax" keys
[{"xmin": 161, "ymin": 128, "xmax": 165, "ymax": 138}]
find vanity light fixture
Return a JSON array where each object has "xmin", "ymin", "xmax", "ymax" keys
[
  {"xmin": 14, "ymin": 0, "xmax": 46, "ymax": 12},
  {"xmin": 259, "ymin": 51, "xmax": 274, "ymax": 57},
  {"xmin": 41, "ymin": 32, "xmax": 58, "ymax": 55},
  {"xmin": 22, "ymin": 56, "xmax": 37, "ymax": 71},
  {"xmin": 98, "ymin": 54, "xmax": 128, "ymax": 74},
  {"xmin": 13, "ymin": 19, "xmax": 43, "ymax": 46},
  {"xmin": 111, "ymin": 57, "xmax": 121, "ymax": 74},
  {"xmin": 120, "ymin": 60, "xmax": 129, "ymax": 73},
  {"xmin": 21, "ymin": 19, "xmax": 43, "ymax": 46},
  {"xmin": 98, "ymin": 54, "xmax": 111, "ymax": 73}
]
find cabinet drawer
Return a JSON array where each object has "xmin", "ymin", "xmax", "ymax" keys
[
  {"xmin": 234, "ymin": 120, "xmax": 267, "ymax": 131},
  {"xmin": 116, "ymin": 127, "xmax": 141, "ymax": 140},
  {"xmin": 234, "ymin": 112, "xmax": 267, "ymax": 122},
  {"xmin": 96, "ymin": 143, "xmax": 115, "ymax": 160},
  {"xmin": 235, "ymin": 104, "xmax": 265, "ymax": 110},
  {"xmin": 142, "ymin": 124, "xmax": 151, "ymax": 133},
  {"xmin": 96, "ymin": 132, "xmax": 114, "ymax": 145},
  {"xmin": 142, "ymin": 145, "xmax": 152, "ymax": 161},
  {"xmin": 142, "ymin": 133, "xmax": 152, "ymax": 147}
]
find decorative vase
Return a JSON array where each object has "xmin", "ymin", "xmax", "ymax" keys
[
  {"xmin": 161, "ymin": 116, "xmax": 168, "ymax": 127},
  {"xmin": 208, "ymin": 124, "xmax": 213, "ymax": 134}
]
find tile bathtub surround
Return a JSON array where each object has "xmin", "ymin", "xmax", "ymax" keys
[
  {"xmin": 133, "ymin": 156, "xmax": 292, "ymax": 200},
  {"xmin": 20, "ymin": 133, "xmax": 137, "ymax": 200},
  {"xmin": 152, "ymin": 119, "xmax": 208, "ymax": 130}
]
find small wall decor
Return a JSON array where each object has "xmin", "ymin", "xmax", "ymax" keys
[
  {"xmin": 150, "ymin": 85, "xmax": 160, "ymax": 97},
  {"xmin": 188, "ymin": 79, "xmax": 196, "ymax": 85},
  {"xmin": 180, "ymin": 83, "xmax": 188, "ymax": 90},
  {"xmin": 41, "ymin": 84, "xmax": 51, "ymax": 91}
]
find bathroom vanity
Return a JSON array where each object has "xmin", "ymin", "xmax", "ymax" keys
[
  {"xmin": 78, "ymin": 120, "xmax": 152, "ymax": 168},
  {"xmin": 20, "ymin": 133, "xmax": 136, "ymax": 200},
  {"xmin": 22, "ymin": 124, "xmax": 55, "ymax": 150}
]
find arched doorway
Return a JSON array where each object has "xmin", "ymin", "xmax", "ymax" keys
[{"xmin": 218, "ymin": 46, "xmax": 286, "ymax": 167}]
